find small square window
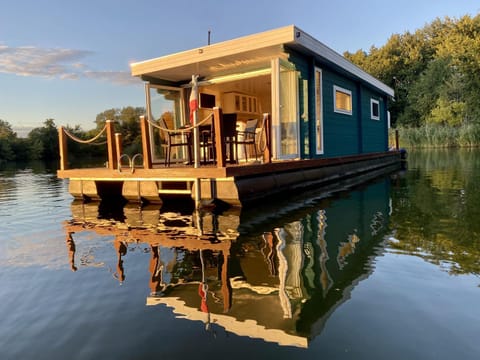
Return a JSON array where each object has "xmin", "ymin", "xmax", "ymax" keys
[
  {"xmin": 334, "ymin": 85, "xmax": 352, "ymax": 115},
  {"xmin": 371, "ymin": 99, "xmax": 380, "ymax": 120}
]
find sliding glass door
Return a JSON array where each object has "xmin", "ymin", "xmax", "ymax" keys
[
  {"xmin": 272, "ymin": 59, "xmax": 300, "ymax": 160},
  {"xmin": 146, "ymin": 84, "xmax": 185, "ymax": 163}
]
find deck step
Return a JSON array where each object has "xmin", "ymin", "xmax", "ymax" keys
[
  {"xmin": 157, "ymin": 180, "xmax": 194, "ymax": 196},
  {"xmin": 158, "ymin": 189, "xmax": 192, "ymax": 195}
]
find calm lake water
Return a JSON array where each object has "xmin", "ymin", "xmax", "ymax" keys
[{"xmin": 1, "ymin": 151, "xmax": 479, "ymax": 360}]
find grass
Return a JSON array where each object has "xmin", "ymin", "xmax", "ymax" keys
[{"xmin": 390, "ymin": 124, "xmax": 480, "ymax": 149}]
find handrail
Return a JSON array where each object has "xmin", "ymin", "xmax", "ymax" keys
[
  {"xmin": 61, "ymin": 123, "xmax": 108, "ymax": 144},
  {"xmin": 118, "ymin": 153, "xmax": 144, "ymax": 174},
  {"xmin": 58, "ymin": 120, "xmax": 117, "ymax": 171},
  {"xmin": 144, "ymin": 113, "xmax": 213, "ymax": 133}
]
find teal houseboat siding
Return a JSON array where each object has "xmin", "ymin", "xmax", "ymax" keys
[
  {"xmin": 360, "ymin": 86, "xmax": 389, "ymax": 153},
  {"xmin": 285, "ymin": 46, "xmax": 391, "ymax": 160},
  {"xmin": 321, "ymin": 68, "xmax": 360, "ymax": 157}
]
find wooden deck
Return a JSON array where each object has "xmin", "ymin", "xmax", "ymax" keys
[
  {"xmin": 57, "ymin": 152, "xmax": 398, "ymax": 181},
  {"xmin": 58, "ymin": 151, "xmax": 401, "ymax": 207}
]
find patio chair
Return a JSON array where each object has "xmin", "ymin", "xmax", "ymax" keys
[
  {"xmin": 199, "ymin": 123, "xmax": 215, "ymax": 164},
  {"xmin": 222, "ymin": 113, "xmax": 238, "ymax": 164},
  {"xmin": 159, "ymin": 118, "xmax": 191, "ymax": 166},
  {"xmin": 236, "ymin": 118, "xmax": 258, "ymax": 162}
]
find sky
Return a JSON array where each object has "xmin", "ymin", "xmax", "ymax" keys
[{"xmin": 1, "ymin": 0, "xmax": 479, "ymax": 135}]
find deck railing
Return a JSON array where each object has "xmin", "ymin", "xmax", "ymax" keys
[
  {"xmin": 58, "ymin": 120, "xmax": 118, "ymax": 171},
  {"xmin": 59, "ymin": 110, "xmax": 272, "ymax": 171}
]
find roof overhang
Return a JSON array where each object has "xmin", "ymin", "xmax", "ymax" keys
[{"xmin": 130, "ymin": 25, "xmax": 394, "ymax": 97}]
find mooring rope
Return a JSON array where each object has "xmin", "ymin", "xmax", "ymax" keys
[{"xmin": 61, "ymin": 124, "xmax": 108, "ymax": 144}]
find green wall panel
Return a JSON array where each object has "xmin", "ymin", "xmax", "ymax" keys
[{"xmin": 287, "ymin": 47, "xmax": 390, "ymax": 160}]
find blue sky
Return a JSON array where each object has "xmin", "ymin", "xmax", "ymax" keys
[{"xmin": 1, "ymin": 0, "xmax": 479, "ymax": 134}]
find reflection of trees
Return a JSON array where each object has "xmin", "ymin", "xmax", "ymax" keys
[{"xmin": 389, "ymin": 150, "xmax": 480, "ymax": 276}]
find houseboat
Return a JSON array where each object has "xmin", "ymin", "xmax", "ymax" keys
[{"xmin": 57, "ymin": 25, "xmax": 400, "ymax": 207}]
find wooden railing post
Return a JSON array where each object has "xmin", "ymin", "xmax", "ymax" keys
[
  {"xmin": 106, "ymin": 120, "xmax": 117, "ymax": 170},
  {"xmin": 213, "ymin": 107, "xmax": 226, "ymax": 168},
  {"xmin": 262, "ymin": 113, "xmax": 272, "ymax": 164},
  {"xmin": 395, "ymin": 129, "xmax": 399, "ymax": 150},
  {"xmin": 58, "ymin": 126, "xmax": 68, "ymax": 170},
  {"xmin": 140, "ymin": 115, "xmax": 152, "ymax": 169},
  {"xmin": 115, "ymin": 133, "xmax": 123, "ymax": 167}
]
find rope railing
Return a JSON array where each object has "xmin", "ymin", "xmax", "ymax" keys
[
  {"xmin": 61, "ymin": 123, "xmax": 108, "ymax": 145},
  {"xmin": 145, "ymin": 112, "xmax": 213, "ymax": 133},
  {"xmin": 58, "ymin": 120, "xmax": 117, "ymax": 171}
]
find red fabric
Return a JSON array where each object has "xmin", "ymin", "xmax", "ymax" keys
[
  {"xmin": 189, "ymin": 87, "xmax": 198, "ymax": 124},
  {"xmin": 198, "ymin": 282, "xmax": 209, "ymax": 313}
]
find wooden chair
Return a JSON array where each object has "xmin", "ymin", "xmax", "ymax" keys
[
  {"xmin": 199, "ymin": 123, "xmax": 215, "ymax": 164},
  {"xmin": 222, "ymin": 113, "xmax": 238, "ymax": 164},
  {"xmin": 236, "ymin": 118, "xmax": 258, "ymax": 162},
  {"xmin": 159, "ymin": 118, "xmax": 191, "ymax": 166}
]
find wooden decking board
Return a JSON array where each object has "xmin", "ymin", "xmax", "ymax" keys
[{"xmin": 57, "ymin": 152, "xmax": 400, "ymax": 182}]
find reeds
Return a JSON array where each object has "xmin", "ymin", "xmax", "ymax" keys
[{"xmin": 391, "ymin": 124, "xmax": 480, "ymax": 149}]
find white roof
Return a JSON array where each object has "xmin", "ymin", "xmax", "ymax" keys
[{"xmin": 130, "ymin": 25, "xmax": 394, "ymax": 97}]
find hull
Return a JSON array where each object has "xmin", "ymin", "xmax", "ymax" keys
[{"xmin": 60, "ymin": 151, "xmax": 401, "ymax": 207}]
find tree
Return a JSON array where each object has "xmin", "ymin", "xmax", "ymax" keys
[
  {"xmin": 95, "ymin": 108, "xmax": 117, "ymax": 130},
  {"xmin": 118, "ymin": 106, "xmax": 144, "ymax": 155},
  {"xmin": 0, "ymin": 119, "xmax": 16, "ymax": 161},
  {"xmin": 27, "ymin": 119, "xmax": 59, "ymax": 160},
  {"xmin": 93, "ymin": 106, "xmax": 145, "ymax": 156},
  {"xmin": 345, "ymin": 14, "xmax": 480, "ymax": 128}
]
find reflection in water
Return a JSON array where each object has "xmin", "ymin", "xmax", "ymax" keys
[
  {"xmin": 65, "ymin": 177, "xmax": 392, "ymax": 348},
  {"xmin": 388, "ymin": 150, "xmax": 480, "ymax": 277},
  {"xmin": 113, "ymin": 239, "xmax": 127, "ymax": 283},
  {"xmin": 66, "ymin": 233, "xmax": 77, "ymax": 272}
]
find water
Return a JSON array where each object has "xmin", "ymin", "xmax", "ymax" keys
[{"xmin": 1, "ymin": 152, "xmax": 479, "ymax": 360}]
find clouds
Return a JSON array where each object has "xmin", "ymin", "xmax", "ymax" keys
[{"xmin": 0, "ymin": 44, "xmax": 139, "ymax": 85}]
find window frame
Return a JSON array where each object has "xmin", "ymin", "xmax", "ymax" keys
[
  {"xmin": 315, "ymin": 67, "xmax": 324, "ymax": 154},
  {"xmin": 333, "ymin": 85, "xmax": 352, "ymax": 115},
  {"xmin": 370, "ymin": 98, "xmax": 380, "ymax": 120}
]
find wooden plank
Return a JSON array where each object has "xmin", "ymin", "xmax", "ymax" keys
[
  {"xmin": 140, "ymin": 116, "xmax": 152, "ymax": 169},
  {"xmin": 106, "ymin": 120, "xmax": 117, "ymax": 170},
  {"xmin": 57, "ymin": 152, "xmax": 400, "ymax": 182},
  {"xmin": 158, "ymin": 189, "xmax": 192, "ymax": 195},
  {"xmin": 213, "ymin": 107, "xmax": 226, "ymax": 168},
  {"xmin": 262, "ymin": 113, "xmax": 272, "ymax": 164},
  {"xmin": 58, "ymin": 126, "xmax": 68, "ymax": 171}
]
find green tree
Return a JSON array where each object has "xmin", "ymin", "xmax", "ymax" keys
[
  {"xmin": 118, "ymin": 106, "xmax": 144, "ymax": 155},
  {"xmin": 95, "ymin": 108, "xmax": 117, "ymax": 130},
  {"xmin": 428, "ymin": 98, "xmax": 466, "ymax": 126},
  {"xmin": 345, "ymin": 14, "xmax": 480, "ymax": 128},
  {"xmin": 27, "ymin": 119, "xmax": 59, "ymax": 160},
  {"xmin": 93, "ymin": 106, "xmax": 145, "ymax": 156},
  {"xmin": 0, "ymin": 119, "xmax": 16, "ymax": 162}
]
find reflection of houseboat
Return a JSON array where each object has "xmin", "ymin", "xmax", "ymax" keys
[
  {"xmin": 57, "ymin": 25, "xmax": 399, "ymax": 207},
  {"xmin": 65, "ymin": 177, "xmax": 392, "ymax": 348}
]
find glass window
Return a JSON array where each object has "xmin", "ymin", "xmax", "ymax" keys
[
  {"xmin": 371, "ymin": 98, "xmax": 380, "ymax": 120},
  {"xmin": 315, "ymin": 68, "xmax": 324, "ymax": 154},
  {"xmin": 334, "ymin": 85, "xmax": 352, "ymax": 115},
  {"xmin": 146, "ymin": 84, "xmax": 185, "ymax": 163},
  {"xmin": 279, "ymin": 67, "xmax": 299, "ymax": 158}
]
